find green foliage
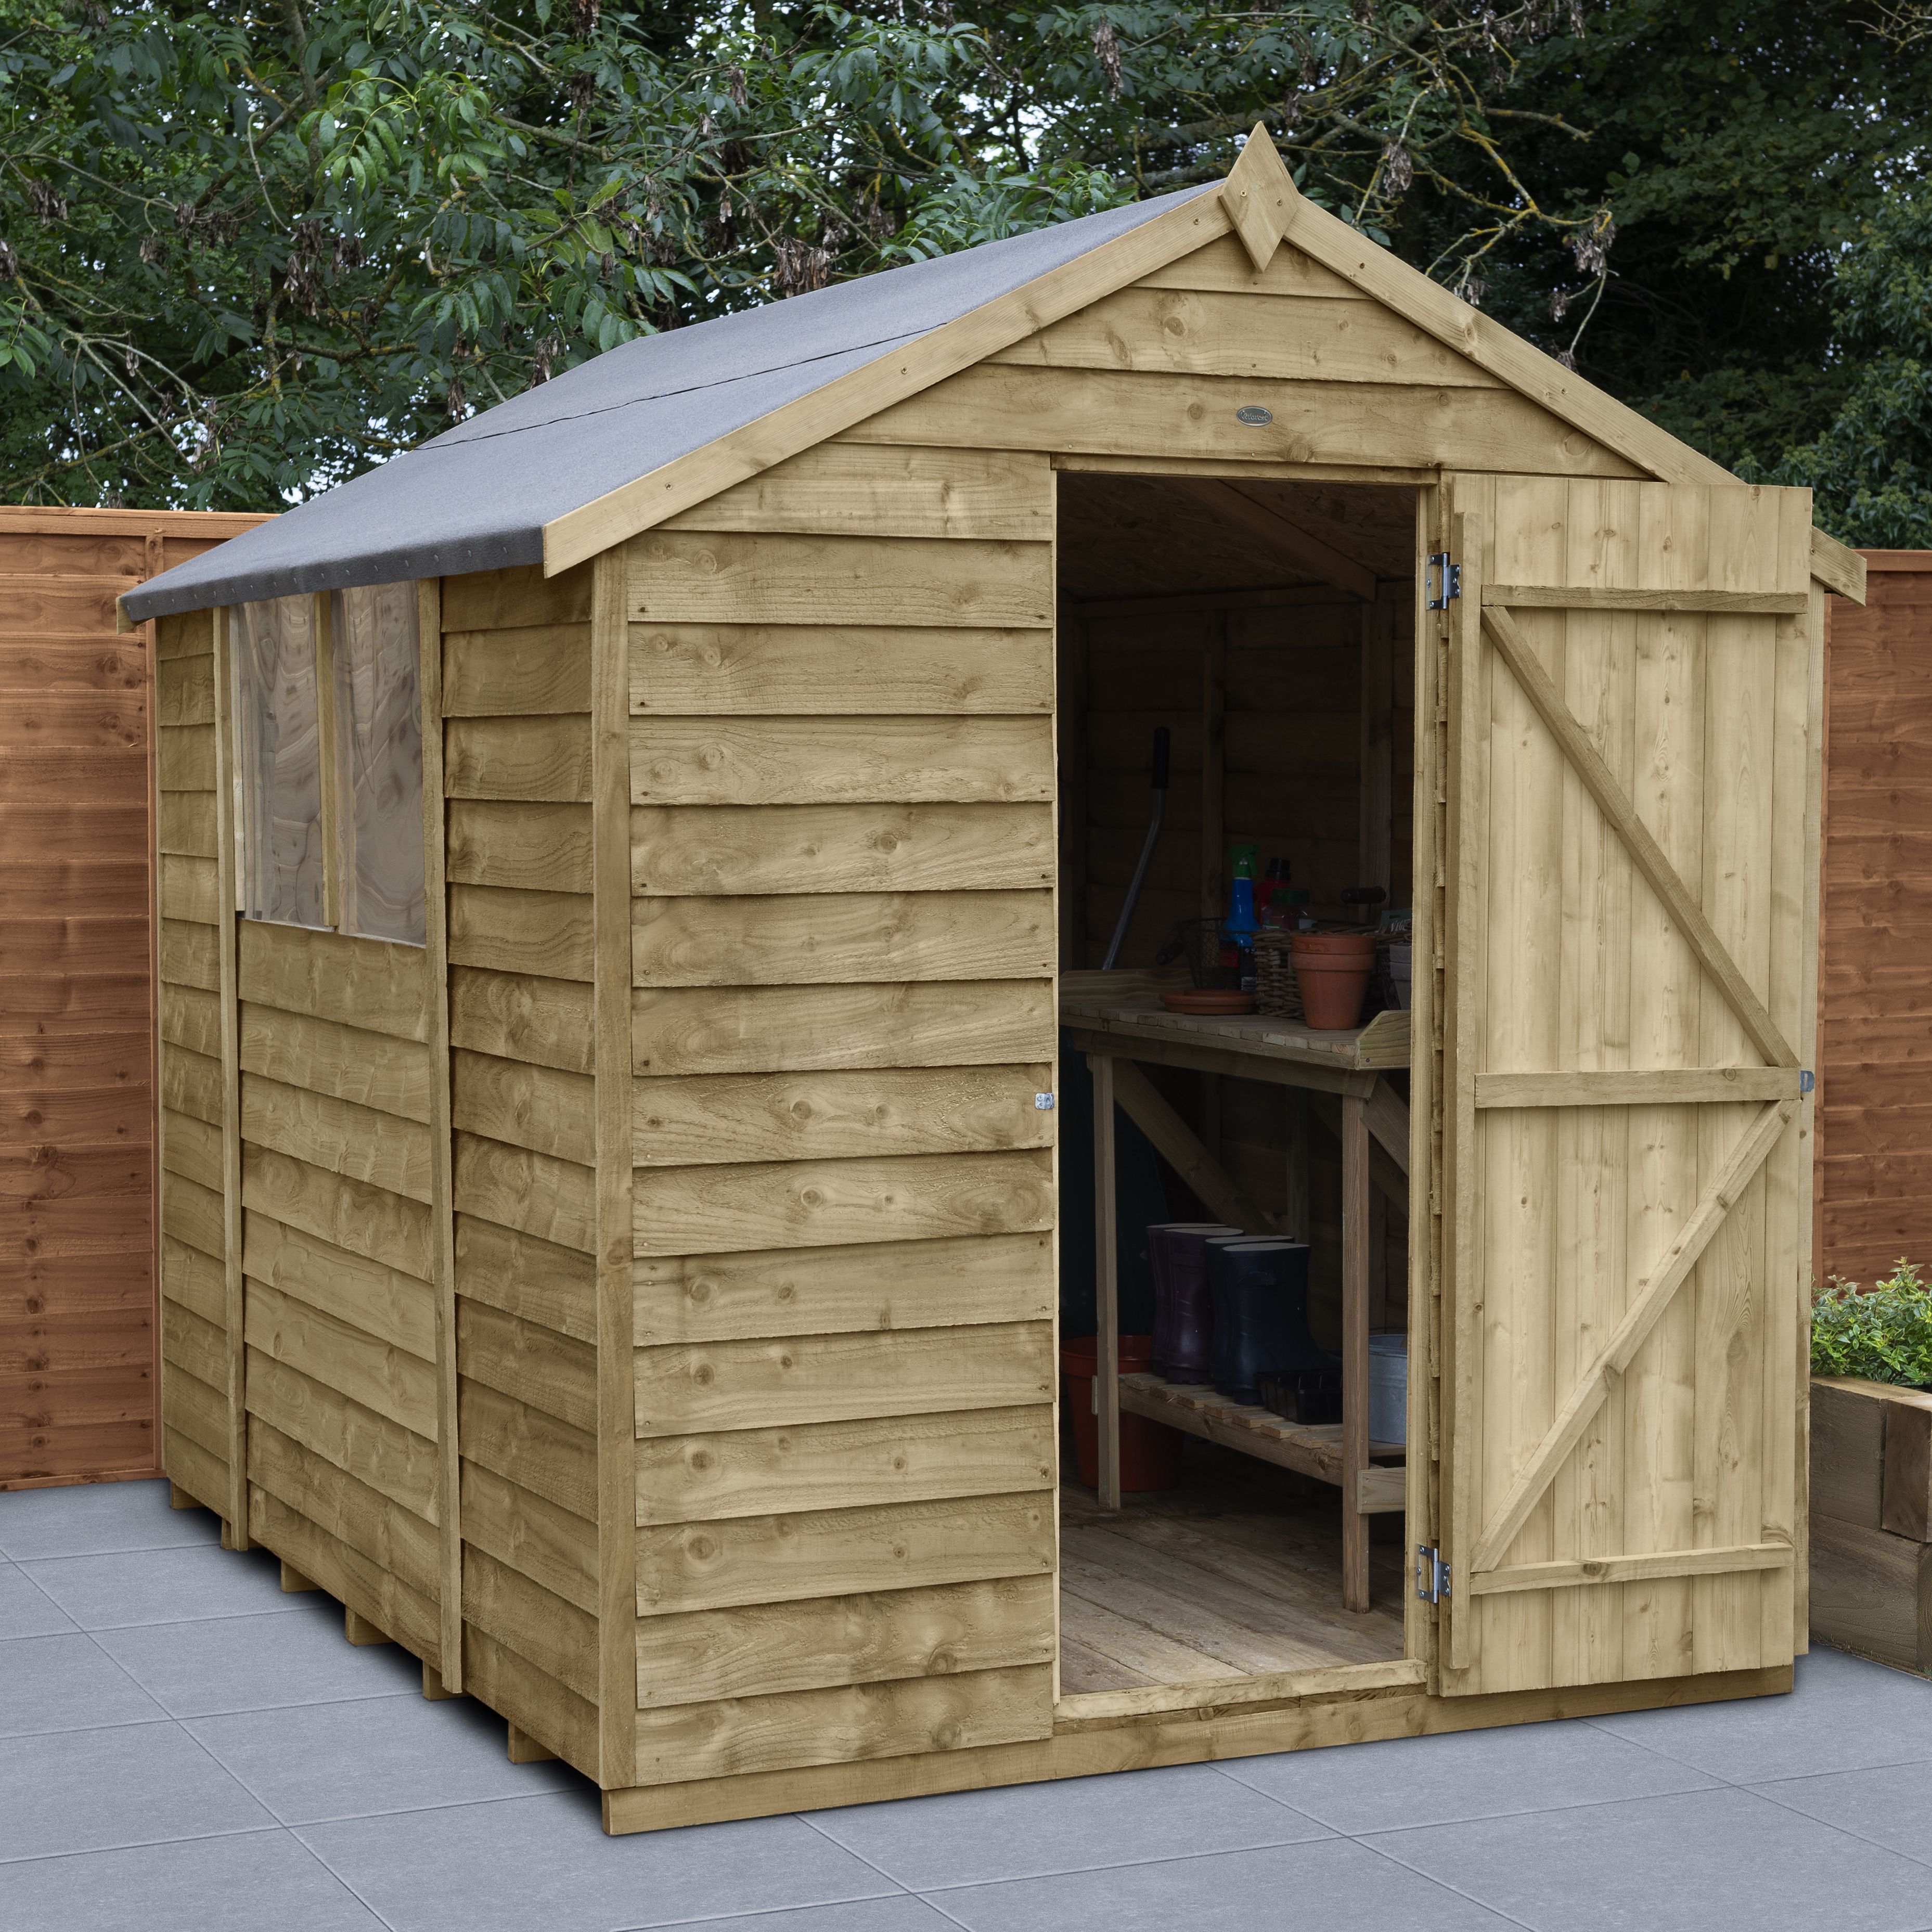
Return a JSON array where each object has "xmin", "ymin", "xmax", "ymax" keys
[
  {"xmin": 1463, "ymin": 0, "xmax": 1932, "ymax": 525},
  {"xmin": 1742, "ymin": 186, "xmax": 1932, "ymax": 548},
  {"xmin": 1812, "ymin": 1261, "xmax": 1932, "ymax": 1389},
  {"xmin": 0, "ymin": 0, "xmax": 1608, "ymax": 509}
]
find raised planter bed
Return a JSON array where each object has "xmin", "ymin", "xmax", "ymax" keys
[{"xmin": 1810, "ymin": 1376, "xmax": 1932, "ymax": 1672}]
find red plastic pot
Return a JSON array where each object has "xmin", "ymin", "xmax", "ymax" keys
[
  {"xmin": 1061, "ymin": 1334, "xmax": 1186, "ymax": 1492},
  {"xmin": 1291, "ymin": 931, "xmax": 1377, "ymax": 1029}
]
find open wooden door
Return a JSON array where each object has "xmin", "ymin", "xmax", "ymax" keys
[{"xmin": 1434, "ymin": 475, "xmax": 1819, "ymax": 1695}]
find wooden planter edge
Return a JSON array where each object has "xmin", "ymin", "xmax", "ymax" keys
[{"xmin": 1809, "ymin": 1376, "xmax": 1932, "ymax": 1674}]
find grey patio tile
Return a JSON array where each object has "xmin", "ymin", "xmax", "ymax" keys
[
  {"xmin": 1750, "ymin": 1759, "xmax": 1932, "ymax": 1870},
  {"xmin": 811, "ymin": 1761, "xmax": 1329, "ymax": 1889},
  {"xmin": 647, "ymin": 1901, "xmax": 959, "ymax": 1932},
  {"xmin": 0, "ymin": 1557, "xmax": 74, "ymax": 1639},
  {"xmin": 1219, "ymin": 1714, "xmax": 1721, "ymax": 1833},
  {"xmin": 94, "ymin": 1601, "xmax": 422, "ymax": 1717},
  {"xmin": 0, "ymin": 1632, "xmax": 167, "ymax": 1739},
  {"xmin": 923, "ymin": 1835, "xmax": 1516, "ymax": 1932},
  {"xmin": 1366, "ymin": 1783, "xmax": 1932, "ymax": 1932},
  {"xmin": 18, "ymin": 1540, "xmax": 297, "ymax": 1630},
  {"xmin": 0, "ymin": 1827, "xmax": 387, "ymax": 1931},
  {"xmin": 1589, "ymin": 1644, "xmax": 1932, "ymax": 1783},
  {"xmin": 189, "ymin": 1690, "xmax": 581, "ymax": 1823},
  {"xmin": 0, "ymin": 1477, "xmax": 219, "ymax": 1561},
  {"xmin": 0, "ymin": 1720, "xmax": 275, "ymax": 1863},
  {"xmin": 296, "ymin": 1791, "xmax": 904, "ymax": 1932}
]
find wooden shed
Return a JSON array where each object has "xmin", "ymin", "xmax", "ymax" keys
[
  {"xmin": 3, "ymin": 506, "xmax": 264, "ymax": 1492},
  {"xmin": 121, "ymin": 130, "xmax": 1867, "ymax": 1833},
  {"xmin": 1815, "ymin": 551, "xmax": 1932, "ymax": 1285}
]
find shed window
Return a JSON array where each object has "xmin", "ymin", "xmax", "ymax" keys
[
  {"xmin": 231, "ymin": 595, "xmax": 326, "ymax": 929},
  {"xmin": 228, "ymin": 583, "xmax": 424, "ymax": 946},
  {"xmin": 328, "ymin": 584, "xmax": 424, "ymax": 944}
]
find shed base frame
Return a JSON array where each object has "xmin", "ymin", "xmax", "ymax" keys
[{"xmin": 598, "ymin": 1665, "xmax": 1792, "ymax": 1835}]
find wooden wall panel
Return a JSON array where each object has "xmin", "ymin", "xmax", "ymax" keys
[
  {"xmin": 624, "ymin": 443, "xmax": 1060, "ymax": 1782},
  {"xmin": 434, "ymin": 565, "xmax": 604, "ymax": 1764},
  {"xmin": 233, "ymin": 920, "xmax": 445, "ymax": 1663},
  {"xmin": 1818, "ymin": 558, "xmax": 1932, "ymax": 1284},
  {"xmin": 5, "ymin": 508, "xmax": 261, "ymax": 1491}
]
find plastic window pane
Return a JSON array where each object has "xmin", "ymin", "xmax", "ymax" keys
[
  {"xmin": 229, "ymin": 595, "xmax": 326, "ymax": 928},
  {"xmin": 329, "ymin": 583, "xmax": 425, "ymax": 946}
]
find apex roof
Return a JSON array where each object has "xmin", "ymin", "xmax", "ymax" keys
[
  {"xmin": 121, "ymin": 184, "xmax": 1213, "ymax": 621},
  {"xmin": 124, "ymin": 130, "xmax": 1859, "ymax": 623}
]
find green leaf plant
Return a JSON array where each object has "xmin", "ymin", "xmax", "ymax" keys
[{"xmin": 1812, "ymin": 1259, "xmax": 1932, "ymax": 1390}]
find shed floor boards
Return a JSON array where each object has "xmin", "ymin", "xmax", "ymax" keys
[{"xmin": 1058, "ymin": 1439, "xmax": 1406, "ymax": 1694}]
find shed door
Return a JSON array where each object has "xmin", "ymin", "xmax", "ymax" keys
[{"xmin": 1436, "ymin": 475, "xmax": 1818, "ymax": 1695}]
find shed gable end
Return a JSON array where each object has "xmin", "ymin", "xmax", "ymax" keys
[{"xmin": 836, "ymin": 231, "xmax": 1641, "ymax": 483}]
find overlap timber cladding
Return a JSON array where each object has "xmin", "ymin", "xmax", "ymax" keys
[
  {"xmin": 440, "ymin": 563, "xmax": 603, "ymax": 1775},
  {"xmin": 234, "ymin": 922, "xmax": 444, "ymax": 1666},
  {"xmin": 1817, "ymin": 559, "xmax": 1932, "ymax": 1284},
  {"xmin": 155, "ymin": 607, "xmax": 229, "ymax": 1514},
  {"xmin": 844, "ymin": 234, "xmax": 1642, "ymax": 480},
  {"xmin": 623, "ymin": 445, "xmax": 1062, "ymax": 1787},
  {"xmin": 1449, "ymin": 477, "xmax": 1813, "ymax": 1693}
]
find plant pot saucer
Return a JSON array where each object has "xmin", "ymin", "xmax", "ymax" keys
[{"xmin": 1160, "ymin": 988, "xmax": 1256, "ymax": 1015}]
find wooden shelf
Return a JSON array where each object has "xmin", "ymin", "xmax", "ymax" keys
[
  {"xmin": 1059, "ymin": 972, "xmax": 1410, "ymax": 1078},
  {"xmin": 1119, "ymin": 1372, "xmax": 1406, "ymax": 1513}
]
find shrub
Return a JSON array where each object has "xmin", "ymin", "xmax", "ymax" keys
[{"xmin": 1812, "ymin": 1260, "xmax": 1932, "ymax": 1388}]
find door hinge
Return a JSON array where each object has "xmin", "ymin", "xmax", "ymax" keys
[
  {"xmin": 1799, "ymin": 1070, "xmax": 1814, "ymax": 1094},
  {"xmin": 1415, "ymin": 1544, "xmax": 1452, "ymax": 1604},
  {"xmin": 1426, "ymin": 553, "xmax": 1462, "ymax": 610}
]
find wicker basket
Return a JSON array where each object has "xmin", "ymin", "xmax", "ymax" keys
[{"xmin": 1253, "ymin": 929, "xmax": 1303, "ymax": 1020}]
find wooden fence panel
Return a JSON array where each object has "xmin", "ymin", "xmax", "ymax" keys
[
  {"xmin": 1818, "ymin": 553, "xmax": 1932, "ymax": 1285},
  {"xmin": 2, "ymin": 507, "xmax": 263, "ymax": 1491}
]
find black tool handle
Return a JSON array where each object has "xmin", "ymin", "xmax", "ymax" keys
[{"xmin": 1150, "ymin": 726, "xmax": 1170, "ymax": 792}]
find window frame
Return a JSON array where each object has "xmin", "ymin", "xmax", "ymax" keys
[{"xmin": 227, "ymin": 583, "xmax": 427, "ymax": 948}]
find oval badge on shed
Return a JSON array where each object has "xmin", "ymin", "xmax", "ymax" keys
[{"xmin": 1235, "ymin": 405, "xmax": 1273, "ymax": 427}]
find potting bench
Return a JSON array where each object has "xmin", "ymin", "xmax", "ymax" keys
[{"xmin": 1060, "ymin": 970, "xmax": 1411, "ymax": 1612}]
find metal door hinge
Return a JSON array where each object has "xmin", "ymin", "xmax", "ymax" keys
[
  {"xmin": 1034, "ymin": 1092, "xmax": 1056, "ymax": 1110},
  {"xmin": 1426, "ymin": 553, "xmax": 1462, "ymax": 610},
  {"xmin": 1416, "ymin": 1545, "xmax": 1452, "ymax": 1604},
  {"xmin": 1799, "ymin": 1070, "xmax": 1814, "ymax": 1094}
]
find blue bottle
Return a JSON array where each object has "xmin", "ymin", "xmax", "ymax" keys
[{"xmin": 1225, "ymin": 843, "xmax": 1259, "ymax": 991}]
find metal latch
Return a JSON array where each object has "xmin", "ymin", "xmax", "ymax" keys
[
  {"xmin": 1034, "ymin": 1092, "xmax": 1055, "ymax": 1110},
  {"xmin": 1799, "ymin": 1070, "xmax": 1814, "ymax": 1094},
  {"xmin": 1425, "ymin": 553, "xmax": 1462, "ymax": 610},
  {"xmin": 1416, "ymin": 1544, "xmax": 1452, "ymax": 1604}
]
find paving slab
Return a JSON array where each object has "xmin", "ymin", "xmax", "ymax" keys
[
  {"xmin": 1366, "ymin": 1782, "xmax": 1932, "ymax": 1932},
  {"xmin": 0, "ymin": 1720, "xmax": 274, "ymax": 1863},
  {"xmin": 0, "ymin": 1479, "xmax": 218, "ymax": 1562},
  {"xmin": 812, "ymin": 1760, "xmax": 1330, "ymax": 1890},
  {"xmin": 295, "ymin": 1791, "xmax": 906, "ymax": 1932}
]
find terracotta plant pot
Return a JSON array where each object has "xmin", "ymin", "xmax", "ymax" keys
[{"xmin": 1290, "ymin": 931, "xmax": 1377, "ymax": 1029}]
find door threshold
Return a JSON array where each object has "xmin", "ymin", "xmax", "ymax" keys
[{"xmin": 1055, "ymin": 1656, "xmax": 1425, "ymax": 1729}]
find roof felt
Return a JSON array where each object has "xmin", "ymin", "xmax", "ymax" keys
[{"xmin": 123, "ymin": 183, "xmax": 1215, "ymax": 623}]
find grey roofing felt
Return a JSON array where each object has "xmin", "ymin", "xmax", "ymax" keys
[{"xmin": 123, "ymin": 183, "xmax": 1215, "ymax": 622}]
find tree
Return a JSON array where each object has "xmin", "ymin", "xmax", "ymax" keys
[
  {"xmin": 1449, "ymin": 0, "xmax": 1932, "ymax": 486},
  {"xmin": 1745, "ymin": 185, "xmax": 1932, "ymax": 547},
  {"xmin": 0, "ymin": 0, "xmax": 1608, "ymax": 508}
]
